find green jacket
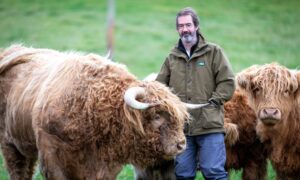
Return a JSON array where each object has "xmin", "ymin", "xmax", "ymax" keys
[{"xmin": 156, "ymin": 34, "xmax": 235, "ymax": 136}]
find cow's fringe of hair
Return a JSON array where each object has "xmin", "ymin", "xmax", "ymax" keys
[
  {"xmin": 257, "ymin": 63, "xmax": 298, "ymax": 96},
  {"xmin": 143, "ymin": 81, "xmax": 189, "ymax": 125},
  {"xmin": 123, "ymin": 104, "xmax": 145, "ymax": 135},
  {"xmin": 237, "ymin": 63, "xmax": 298, "ymax": 97}
]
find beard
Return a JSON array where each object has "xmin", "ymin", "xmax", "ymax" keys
[{"xmin": 180, "ymin": 31, "xmax": 197, "ymax": 44}]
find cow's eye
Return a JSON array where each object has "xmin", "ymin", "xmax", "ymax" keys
[
  {"xmin": 151, "ymin": 114, "xmax": 164, "ymax": 129},
  {"xmin": 283, "ymin": 89, "xmax": 290, "ymax": 97},
  {"xmin": 154, "ymin": 114, "xmax": 160, "ymax": 120},
  {"xmin": 252, "ymin": 87, "xmax": 261, "ymax": 95}
]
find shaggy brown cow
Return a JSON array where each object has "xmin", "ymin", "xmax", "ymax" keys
[
  {"xmin": 224, "ymin": 90, "xmax": 267, "ymax": 180},
  {"xmin": 237, "ymin": 63, "xmax": 300, "ymax": 179},
  {"xmin": 0, "ymin": 44, "xmax": 191, "ymax": 180},
  {"xmin": 136, "ymin": 74, "xmax": 268, "ymax": 180}
]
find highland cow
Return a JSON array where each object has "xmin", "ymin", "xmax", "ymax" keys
[
  {"xmin": 224, "ymin": 90, "xmax": 267, "ymax": 180},
  {"xmin": 0, "ymin": 44, "xmax": 194, "ymax": 180},
  {"xmin": 237, "ymin": 63, "xmax": 300, "ymax": 179}
]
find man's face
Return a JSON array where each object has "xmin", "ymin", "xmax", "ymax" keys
[{"xmin": 177, "ymin": 15, "xmax": 198, "ymax": 44}]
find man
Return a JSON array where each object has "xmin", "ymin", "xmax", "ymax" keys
[{"xmin": 156, "ymin": 7, "xmax": 235, "ymax": 180}]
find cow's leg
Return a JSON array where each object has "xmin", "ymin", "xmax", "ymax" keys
[
  {"xmin": 37, "ymin": 130, "xmax": 69, "ymax": 180},
  {"xmin": 1, "ymin": 141, "xmax": 37, "ymax": 180},
  {"xmin": 96, "ymin": 164, "xmax": 123, "ymax": 180},
  {"xmin": 242, "ymin": 158, "xmax": 267, "ymax": 180},
  {"xmin": 242, "ymin": 142, "xmax": 268, "ymax": 180}
]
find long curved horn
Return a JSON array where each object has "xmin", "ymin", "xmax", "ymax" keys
[
  {"xmin": 185, "ymin": 103, "xmax": 210, "ymax": 109},
  {"xmin": 124, "ymin": 87, "xmax": 155, "ymax": 110}
]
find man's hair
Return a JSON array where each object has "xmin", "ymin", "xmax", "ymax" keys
[{"xmin": 176, "ymin": 7, "xmax": 200, "ymax": 30}]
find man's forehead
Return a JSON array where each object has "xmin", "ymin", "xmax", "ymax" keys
[{"xmin": 178, "ymin": 15, "xmax": 193, "ymax": 23}]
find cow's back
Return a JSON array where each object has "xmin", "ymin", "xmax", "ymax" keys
[{"xmin": 0, "ymin": 45, "xmax": 136, "ymax": 156}]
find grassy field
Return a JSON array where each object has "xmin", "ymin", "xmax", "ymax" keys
[{"xmin": 0, "ymin": 0, "xmax": 299, "ymax": 179}]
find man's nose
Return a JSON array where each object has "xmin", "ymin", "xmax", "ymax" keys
[{"xmin": 182, "ymin": 25, "xmax": 188, "ymax": 31}]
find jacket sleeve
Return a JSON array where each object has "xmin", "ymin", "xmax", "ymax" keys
[
  {"xmin": 210, "ymin": 46, "xmax": 235, "ymax": 104},
  {"xmin": 156, "ymin": 57, "xmax": 171, "ymax": 86}
]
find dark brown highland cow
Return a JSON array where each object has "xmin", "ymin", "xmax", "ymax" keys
[
  {"xmin": 224, "ymin": 90, "xmax": 267, "ymax": 180},
  {"xmin": 0, "ymin": 44, "xmax": 193, "ymax": 180}
]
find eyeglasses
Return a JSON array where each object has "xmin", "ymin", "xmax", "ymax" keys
[{"xmin": 177, "ymin": 23, "xmax": 193, "ymax": 30}]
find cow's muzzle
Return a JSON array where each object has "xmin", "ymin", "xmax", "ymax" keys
[
  {"xmin": 163, "ymin": 137, "xmax": 186, "ymax": 159},
  {"xmin": 259, "ymin": 108, "xmax": 281, "ymax": 125},
  {"xmin": 176, "ymin": 138, "xmax": 186, "ymax": 153}
]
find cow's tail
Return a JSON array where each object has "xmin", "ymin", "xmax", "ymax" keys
[
  {"xmin": 0, "ymin": 44, "xmax": 36, "ymax": 74},
  {"xmin": 224, "ymin": 121, "xmax": 239, "ymax": 146}
]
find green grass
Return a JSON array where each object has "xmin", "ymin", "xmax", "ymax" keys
[{"xmin": 0, "ymin": 0, "xmax": 299, "ymax": 179}]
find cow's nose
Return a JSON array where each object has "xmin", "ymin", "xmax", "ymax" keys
[
  {"xmin": 263, "ymin": 108, "xmax": 279, "ymax": 116},
  {"xmin": 177, "ymin": 139, "xmax": 186, "ymax": 151}
]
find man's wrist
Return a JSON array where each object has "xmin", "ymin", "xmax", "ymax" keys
[{"xmin": 208, "ymin": 98, "xmax": 221, "ymax": 107}]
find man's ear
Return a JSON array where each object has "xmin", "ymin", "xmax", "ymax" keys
[{"xmin": 236, "ymin": 65, "xmax": 259, "ymax": 91}]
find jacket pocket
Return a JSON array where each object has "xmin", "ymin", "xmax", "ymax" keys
[
  {"xmin": 202, "ymin": 106, "xmax": 224, "ymax": 129},
  {"xmin": 185, "ymin": 108, "xmax": 202, "ymax": 133}
]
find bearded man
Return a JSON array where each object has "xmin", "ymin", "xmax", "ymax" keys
[{"xmin": 156, "ymin": 7, "xmax": 235, "ymax": 180}]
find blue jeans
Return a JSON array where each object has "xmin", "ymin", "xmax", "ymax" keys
[{"xmin": 175, "ymin": 133, "xmax": 228, "ymax": 180}]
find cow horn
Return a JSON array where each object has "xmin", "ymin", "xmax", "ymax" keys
[
  {"xmin": 104, "ymin": 49, "xmax": 112, "ymax": 60},
  {"xmin": 124, "ymin": 87, "xmax": 155, "ymax": 110},
  {"xmin": 185, "ymin": 103, "xmax": 210, "ymax": 109}
]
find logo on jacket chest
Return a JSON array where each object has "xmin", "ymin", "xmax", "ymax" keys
[{"xmin": 197, "ymin": 60, "xmax": 205, "ymax": 67}]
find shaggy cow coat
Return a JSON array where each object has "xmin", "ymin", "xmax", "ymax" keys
[
  {"xmin": 224, "ymin": 90, "xmax": 267, "ymax": 180},
  {"xmin": 237, "ymin": 63, "xmax": 300, "ymax": 179},
  {"xmin": 0, "ymin": 44, "xmax": 189, "ymax": 180},
  {"xmin": 134, "ymin": 90, "xmax": 268, "ymax": 180}
]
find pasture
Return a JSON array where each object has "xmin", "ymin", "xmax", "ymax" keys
[{"xmin": 0, "ymin": 0, "xmax": 299, "ymax": 179}]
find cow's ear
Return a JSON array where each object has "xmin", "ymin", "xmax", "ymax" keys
[
  {"xmin": 296, "ymin": 71, "xmax": 300, "ymax": 84},
  {"xmin": 236, "ymin": 65, "xmax": 259, "ymax": 91},
  {"xmin": 295, "ymin": 71, "xmax": 300, "ymax": 95},
  {"xmin": 236, "ymin": 73, "xmax": 251, "ymax": 90}
]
